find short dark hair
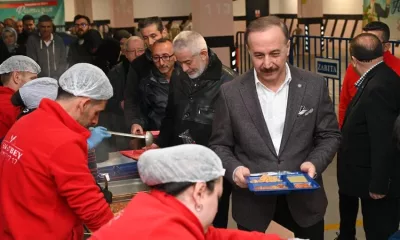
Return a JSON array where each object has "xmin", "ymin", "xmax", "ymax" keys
[
  {"xmin": 350, "ymin": 33, "xmax": 383, "ymax": 62},
  {"xmin": 245, "ymin": 16, "xmax": 289, "ymax": 44},
  {"xmin": 38, "ymin": 15, "xmax": 52, "ymax": 23},
  {"xmin": 74, "ymin": 14, "xmax": 91, "ymax": 25},
  {"xmin": 363, "ymin": 21, "xmax": 390, "ymax": 42},
  {"xmin": 56, "ymin": 88, "xmax": 75, "ymax": 100},
  {"xmin": 152, "ymin": 180, "xmax": 216, "ymax": 196},
  {"xmin": 0, "ymin": 73, "xmax": 12, "ymax": 85},
  {"xmin": 22, "ymin": 15, "xmax": 34, "ymax": 23},
  {"xmin": 138, "ymin": 16, "xmax": 164, "ymax": 32},
  {"xmin": 152, "ymin": 38, "xmax": 172, "ymax": 48}
]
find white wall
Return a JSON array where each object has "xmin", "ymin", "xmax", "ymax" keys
[
  {"xmin": 280, "ymin": 0, "xmax": 297, "ymax": 14},
  {"xmin": 323, "ymin": 0, "xmax": 363, "ymax": 14},
  {"xmin": 270, "ymin": 0, "xmax": 297, "ymax": 14},
  {"xmin": 233, "ymin": 0, "xmax": 246, "ymax": 16},
  {"xmin": 270, "ymin": 0, "xmax": 280, "ymax": 14},
  {"xmin": 64, "ymin": 0, "xmax": 76, "ymax": 22},
  {"xmin": 92, "ymin": 0, "xmax": 111, "ymax": 20},
  {"xmin": 133, "ymin": 0, "xmax": 191, "ymax": 18}
]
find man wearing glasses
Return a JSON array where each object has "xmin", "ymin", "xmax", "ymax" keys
[
  {"xmin": 124, "ymin": 16, "xmax": 168, "ymax": 135},
  {"xmin": 130, "ymin": 38, "xmax": 176, "ymax": 133},
  {"xmin": 67, "ymin": 14, "xmax": 93, "ymax": 66},
  {"xmin": 147, "ymin": 31, "xmax": 237, "ymax": 229},
  {"xmin": 104, "ymin": 36, "xmax": 146, "ymax": 150},
  {"xmin": 337, "ymin": 21, "xmax": 400, "ymax": 240}
]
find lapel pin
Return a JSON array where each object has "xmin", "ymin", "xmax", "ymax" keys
[{"xmin": 297, "ymin": 84, "xmax": 302, "ymax": 88}]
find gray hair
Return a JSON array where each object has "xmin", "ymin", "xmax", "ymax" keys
[
  {"xmin": 124, "ymin": 36, "xmax": 144, "ymax": 50},
  {"xmin": 173, "ymin": 31, "xmax": 207, "ymax": 55}
]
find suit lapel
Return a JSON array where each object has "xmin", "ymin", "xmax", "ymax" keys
[
  {"xmin": 278, "ymin": 67, "xmax": 306, "ymax": 156},
  {"xmin": 239, "ymin": 70, "xmax": 277, "ymax": 157}
]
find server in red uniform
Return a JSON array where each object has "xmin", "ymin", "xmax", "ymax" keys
[
  {"xmin": 0, "ymin": 63, "xmax": 114, "ymax": 240},
  {"xmin": 90, "ymin": 144, "xmax": 280, "ymax": 240},
  {"xmin": 0, "ymin": 55, "xmax": 40, "ymax": 141},
  {"xmin": 339, "ymin": 21, "xmax": 400, "ymax": 128}
]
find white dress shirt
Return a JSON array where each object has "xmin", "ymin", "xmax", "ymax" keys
[{"xmin": 254, "ymin": 63, "xmax": 292, "ymax": 155}]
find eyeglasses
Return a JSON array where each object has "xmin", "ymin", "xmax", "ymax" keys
[
  {"xmin": 152, "ymin": 54, "xmax": 174, "ymax": 63},
  {"xmin": 75, "ymin": 23, "xmax": 88, "ymax": 28}
]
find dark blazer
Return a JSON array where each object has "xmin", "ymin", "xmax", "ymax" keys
[
  {"xmin": 338, "ymin": 62, "xmax": 400, "ymax": 198},
  {"xmin": 209, "ymin": 65, "xmax": 341, "ymax": 231}
]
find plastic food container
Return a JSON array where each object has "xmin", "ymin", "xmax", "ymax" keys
[{"xmin": 246, "ymin": 171, "xmax": 320, "ymax": 195}]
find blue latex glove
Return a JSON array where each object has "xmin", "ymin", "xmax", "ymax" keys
[{"xmin": 87, "ymin": 126, "xmax": 112, "ymax": 149}]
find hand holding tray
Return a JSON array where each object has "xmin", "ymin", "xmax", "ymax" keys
[{"xmin": 246, "ymin": 171, "xmax": 320, "ymax": 195}]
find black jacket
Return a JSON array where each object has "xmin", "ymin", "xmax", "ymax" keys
[
  {"xmin": 156, "ymin": 50, "xmax": 237, "ymax": 147},
  {"xmin": 106, "ymin": 58, "xmax": 130, "ymax": 115},
  {"xmin": 338, "ymin": 62, "xmax": 400, "ymax": 198},
  {"xmin": 124, "ymin": 49, "xmax": 153, "ymax": 127},
  {"xmin": 136, "ymin": 64, "xmax": 171, "ymax": 130}
]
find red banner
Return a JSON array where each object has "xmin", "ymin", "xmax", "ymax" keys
[{"xmin": 0, "ymin": 1, "xmax": 58, "ymax": 9}]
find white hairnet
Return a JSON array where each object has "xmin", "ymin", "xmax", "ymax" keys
[
  {"xmin": 138, "ymin": 144, "xmax": 226, "ymax": 186},
  {"xmin": 0, "ymin": 55, "xmax": 41, "ymax": 74},
  {"xmin": 58, "ymin": 63, "xmax": 113, "ymax": 100},
  {"xmin": 20, "ymin": 77, "xmax": 59, "ymax": 109}
]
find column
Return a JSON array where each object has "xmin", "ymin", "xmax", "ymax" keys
[
  {"xmin": 110, "ymin": 0, "xmax": 134, "ymax": 28},
  {"xmin": 297, "ymin": 0, "xmax": 323, "ymax": 55},
  {"xmin": 191, "ymin": 0, "xmax": 235, "ymax": 68},
  {"xmin": 74, "ymin": 0, "xmax": 93, "ymax": 21}
]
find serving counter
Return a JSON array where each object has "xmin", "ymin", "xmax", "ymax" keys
[{"xmin": 97, "ymin": 152, "xmax": 149, "ymax": 213}]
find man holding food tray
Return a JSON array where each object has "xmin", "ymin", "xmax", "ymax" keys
[{"xmin": 210, "ymin": 16, "xmax": 341, "ymax": 240}]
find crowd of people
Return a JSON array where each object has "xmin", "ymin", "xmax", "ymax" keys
[{"xmin": 0, "ymin": 12, "xmax": 399, "ymax": 240}]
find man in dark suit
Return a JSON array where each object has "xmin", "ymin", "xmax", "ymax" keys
[
  {"xmin": 337, "ymin": 33, "xmax": 400, "ymax": 240},
  {"xmin": 209, "ymin": 16, "xmax": 341, "ymax": 240}
]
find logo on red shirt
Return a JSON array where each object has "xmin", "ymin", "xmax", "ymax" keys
[{"xmin": 1, "ymin": 135, "xmax": 24, "ymax": 164}]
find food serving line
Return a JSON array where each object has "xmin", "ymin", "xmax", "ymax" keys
[{"xmin": 87, "ymin": 131, "xmax": 320, "ymax": 238}]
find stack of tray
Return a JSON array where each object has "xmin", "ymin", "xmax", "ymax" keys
[{"xmin": 97, "ymin": 152, "xmax": 139, "ymax": 182}]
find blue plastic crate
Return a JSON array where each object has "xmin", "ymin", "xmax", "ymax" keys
[{"xmin": 246, "ymin": 172, "xmax": 320, "ymax": 195}]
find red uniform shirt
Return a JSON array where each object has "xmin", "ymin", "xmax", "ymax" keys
[
  {"xmin": 0, "ymin": 99, "xmax": 113, "ymax": 240},
  {"xmin": 0, "ymin": 87, "xmax": 20, "ymax": 139},
  {"xmin": 339, "ymin": 51, "xmax": 400, "ymax": 128},
  {"xmin": 90, "ymin": 190, "xmax": 280, "ymax": 240}
]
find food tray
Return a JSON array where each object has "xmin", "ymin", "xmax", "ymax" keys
[
  {"xmin": 246, "ymin": 171, "xmax": 320, "ymax": 195},
  {"xmin": 119, "ymin": 149, "xmax": 146, "ymax": 160}
]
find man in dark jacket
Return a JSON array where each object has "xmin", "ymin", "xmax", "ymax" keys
[
  {"xmin": 67, "ymin": 14, "xmax": 93, "ymax": 66},
  {"xmin": 131, "ymin": 38, "xmax": 176, "ymax": 134},
  {"xmin": 338, "ymin": 33, "xmax": 400, "ymax": 239},
  {"xmin": 124, "ymin": 16, "xmax": 168, "ymax": 134},
  {"xmin": 103, "ymin": 36, "xmax": 145, "ymax": 150},
  {"xmin": 148, "ymin": 31, "xmax": 237, "ymax": 229},
  {"xmin": 17, "ymin": 15, "xmax": 35, "ymax": 48}
]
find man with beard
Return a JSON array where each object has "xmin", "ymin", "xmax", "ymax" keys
[
  {"xmin": 67, "ymin": 14, "xmax": 94, "ymax": 66},
  {"xmin": 0, "ymin": 63, "xmax": 114, "ymax": 239},
  {"xmin": 147, "ymin": 31, "xmax": 237, "ymax": 229},
  {"xmin": 124, "ymin": 16, "xmax": 168, "ymax": 135},
  {"xmin": 17, "ymin": 15, "xmax": 36, "ymax": 48}
]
